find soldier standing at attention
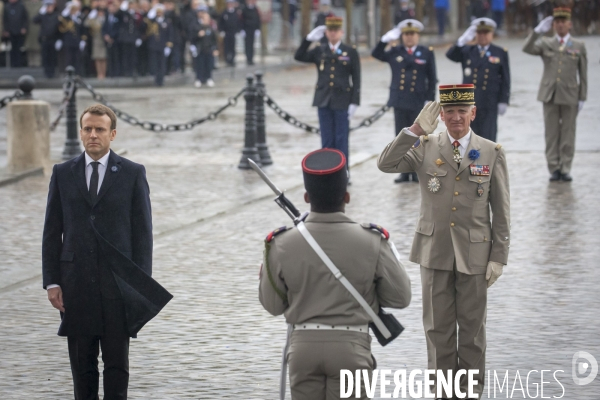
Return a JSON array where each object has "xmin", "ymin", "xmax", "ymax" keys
[
  {"xmin": 240, "ymin": 0, "xmax": 261, "ymax": 66},
  {"xmin": 372, "ymin": 19, "xmax": 437, "ymax": 183},
  {"xmin": 34, "ymin": 0, "xmax": 61, "ymax": 79},
  {"xmin": 259, "ymin": 148, "xmax": 411, "ymax": 400},
  {"xmin": 145, "ymin": 4, "xmax": 174, "ymax": 86},
  {"xmin": 522, "ymin": 7, "xmax": 587, "ymax": 182},
  {"xmin": 218, "ymin": 0, "xmax": 241, "ymax": 67},
  {"xmin": 294, "ymin": 17, "xmax": 361, "ymax": 168},
  {"xmin": 446, "ymin": 18, "xmax": 510, "ymax": 143},
  {"xmin": 378, "ymin": 85, "xmax": 510, "ymax": 399}
]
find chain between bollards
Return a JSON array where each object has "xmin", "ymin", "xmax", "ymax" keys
[
  {"xmin": 254, "ymin": 71, "xmax": 272, "ymax": 166},
  {"xmin": 238, "ymin": 75, "xmax": 261, "ymax": 170},
  {"xmin": 62, "ymin": 66, "xmax": 82, "ymax": 160}
]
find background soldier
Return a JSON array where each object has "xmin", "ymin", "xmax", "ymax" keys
[
  {"xmin": 446, "ymin": 18, "xmax": 510, "ymax": 143},
  {"xmin": 372, "ymin": 19, "xmax": 437, "ymax": 183},
  {"xmin": 2, "ymin": 0, "xmax": 29, "ymax": 68},
  {"xmin": 218, "ymin": 0, "xmax": 241, "ymax": 67},
  {"xmin": 189, "ymin": 5, "xmax": 217, "ymax": 88},
  {"xmin": 33, "ymin": 0, "xmax": 60, "ymax": 78},
  {"xmin": 378, "ymin": 86, "xmax": 510, "ymax": 399},
  {"xmin": 522, "ymin": 7, "xmax": 587, "ymax": 182},
  {"xmin": 58, "ymin": 1, "xmax": 85, "ymax": 74},
  {"xmin": 145, "ymin": 4, "xmax": 174, "ymax": 86},
  {"xmin": 240, "ymin": 0, "xmax": 260, "ymax": 66},
  {"xmin": 103, "ymin": 1, "xmax": 121, "ymax": 77},
  {"xmin": 294, "ymin": 17, "xmax": 361, "ymax": 168},
  {"xmin": 259, "ymin": 148, "xmax": 411, "ymax": 400},
  {"xmin": 117, "ymin": 1, "xmax": 143, "ymax": 77}
]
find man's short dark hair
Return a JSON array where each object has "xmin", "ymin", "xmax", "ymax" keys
[{"xmin": 80, "ymin": 104, "xmax": 117, "ymax": 131}]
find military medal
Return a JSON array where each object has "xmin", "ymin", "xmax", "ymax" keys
[
  {"xmin": 427, "ymin": 177, "xmax": 441, "ymax": 193},
  {"xmin": 320, "ymin": 60, "xmax": 324, "ymax": 71},
  {"xmin": 469, "ymin": 165, "xmax": 490, "ymax": 176},
  {"xmin": 477, "ymin": 183, "xmax": 484, "ymax": 197},
  {"xmin": 453, "ymin": 150, "xmax": 462, "ymax": 164},
  {"xmin": 435, "ymin": 158, "xmax": 445, "ymax": 166},
  {"xmin": 396, "ymin": 56, "xmax": 404, "ymax": 63}
]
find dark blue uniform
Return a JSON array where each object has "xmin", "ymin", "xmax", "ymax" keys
[
  {"xmin": 218, "ymin": 8, "xmax": 241, "ymax": 66},
  {"xmin": 102, "ymin": 12, "xmax": 121, "ymax": 77},
  {"xmin": 446, "ymin": 43, "xmax": 510, "ymax": 142},
  {"xmin": 33, "ymin": 10, "xmax": 60, "ymax": 78},
  {"xmin": 145, "ymin": 17, "xmax": 173, "ymax": 86},
  {"xmin": 118, "ymin": 10, "xmax": 143, "ymax": 77},
  {"xmin": 294, "ymin": 39, "xmax": 361, "ymax": 163},
  {"xmin": 58, "ymin": 15, "xmax": 83, "ymax": 73}
]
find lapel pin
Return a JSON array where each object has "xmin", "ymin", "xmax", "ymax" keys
[
  {"xmin": 111, "ymin": 166, "xmax": 118, "ymax": 172},
  {"xmin": 435, "ymin": 158, "xmax": 445, "ymax": 166}
]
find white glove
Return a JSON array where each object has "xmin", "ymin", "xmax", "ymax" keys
[
  {"xmin": 498, "ymin": 103, "xmax": 508, "ymax": 116},
  {"xmin": 88, "ymin": 9, "xmax": 98, "ymax": 19},
  {"xmin": 348, "ymin": 104, "xmax": 358, "ymax": 119},
  {"xmin": 424, "ymin": 100, "xmax": 430, "ymax": 106},
  {"xmin": 147, "ymin": 8, "xmax": 156, "ymax": 19},
  {"xmin": 61, "ymin": 8, "xmax": 70, "ymax": 17},
  {"xmin": 414, "ymin": 101, "xmax": 441, "ymax": 135},
  {"xmin": 381, "ymin": 28, "xmax": 401, "ymax": 43},
  {"xmin": 486, "ymin": 261, "xmax": 504, "ymax": 288},
  {"xmin": 254, "ymin": 29, "xmax": 260, "ymax": 39},
  {"xmin": 55, "ymin": 39, "xmax": 63, "ymax": 51},
  {"xmin": 578, "ymin": 101, "xmax": 584, "ymax": 112},
  {"xmin": 457, "ymin": 25, "xmax": 477, "ymax": 47},
  {"xmin": 239, "ymin": 30, "xmax": 246, "ymax": 38},
  {"xmin": 534, "ymin": 15, "xmax": 554, "ymax": 34},
  {"xmin": 135, "ymin": 38, "xmax": 142, "ymax": 47},
  {"xmin": 306, "ymin": 25, "xmax": 326, "ymax": 42},
  {"xmin": 164, "ymin": 47, "xmax": 171, "ymax": 57},
  {"xmin": 40, "ymin": 5, "xmax": 48, "ymax": 15},
  {"xmin": 120, "ymin": 0, "xmax": 129, "ymax": 11},
  {"xmin": 190, "ymin": 44, "xmax": 198, "ymax": 58},
  {"xmin": 79, "ymin": 40, "xmax": 86, "ymax": 51}
]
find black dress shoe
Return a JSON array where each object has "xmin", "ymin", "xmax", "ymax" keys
[
  {"xmin": 549, "ymin": 170, "xmax": 561, "ymax": 181},
  {"xmin": 394, "ymin": 173, "xmax": 410, "ymax": 183},
  {"xmin": 411, "ymin": 172, "xmax": 419, "ymax": 183},
  {"xmin": 561, "ymin": 172, "xmax": 573, "ymax": 182}
]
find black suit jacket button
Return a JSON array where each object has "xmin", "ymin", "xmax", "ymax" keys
[
  {"xmin": 91, "ymin": 277, "xmax": 96, "ymax": 283},
  {"xmin": 90, "ymin": 215, "xmax": 95, "ymax": 220}
]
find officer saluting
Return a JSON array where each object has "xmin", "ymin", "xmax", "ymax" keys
[
  {"xmin": 372, "ymin": 19, "xmax": 437, "ymax": 183},
  {"xmin": 522, "ymin": 7, "xmax": 587, "ymax": 182},
  {"xmin": 259, "ymin": 148, "xmax": 411, "ymax": 400},
  {"xmin": 446, "ymin": 18, "xmax": 510, "ymax": 143},
  {"xmin": 294, "ymin": 17, "xmax": 361, "ymax": 166},
  {"xmin": 378, "ymin": 85, "xmax": 510, "ymax": 399}
]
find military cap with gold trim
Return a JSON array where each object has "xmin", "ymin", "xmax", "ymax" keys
[
  {"xmin": 325, "ymin": 16, "xmax": 343, "ymax": 30},
  {"xmin": 471, "ymin": 17, "xmax": 497, "ymax": 32},
  {"xmin": 397, "ymin": 19, "xmax": 424, "ymax": 33},
  {"xmin": 553, "ymin": 7, "xmax": 571, "ymax": 19},
  {"xmin": 439, "ymin": 84, "xmax": 475, "ymax": 106}
]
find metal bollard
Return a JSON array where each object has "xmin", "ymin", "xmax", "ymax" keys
[
  {"xmin": 17, "ymin": 75, "xmax": 35, "ymax": 100},
  {"xmin": 254, "ymin": 71, "xmax": 272, "ymax": 165},
  {"xmin": 62, "ymin": 66, "xmax": 81, "ymax": 160},
  {"xmin": 238, "ymin": 75, "xmax": 261, "ymax": 169}
]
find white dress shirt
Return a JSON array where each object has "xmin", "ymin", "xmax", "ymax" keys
[
  {"xmin": 47, "ymin": 151, "xmax": 111, "ymax": 290},
  {"xmin": 556, "ymin": 33, "xmax": 570, "ymax": 45},
  {"xmin": 329, "ymin": 41, "xmax": 341, "ymax": 52}
]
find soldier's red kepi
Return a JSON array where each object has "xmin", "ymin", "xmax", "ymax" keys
[{"xmin": 302, "ymin": 148, "xmax": 348, "ymax": 196}]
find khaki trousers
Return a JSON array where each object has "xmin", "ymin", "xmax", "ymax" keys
[
  {"xmin": 543, "ymin": 102, "xmax": 578, "ymax": 174},
  {"xmin": 421, "ymin": 265, "xmax": 487, "ymax": 398},
  {"xmin": 288, "ymin": 330, "xmax": 374, "ymax": 400}
]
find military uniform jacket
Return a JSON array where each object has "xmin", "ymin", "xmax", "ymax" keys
[
  {"xmin": 58, "ymin": 15, "xmax": 83, "ymax": 48},
  {"xmin": 118, "ymin": 10, "xmax": 143, "ymax": 44},
  {"xmin": 259, "ymin": 212, "xmax": 411, "ymax": 326},
  {"xmin": 241, "ymin": 6, "xmax": 260, "ymax": 32},
  {"xmin": 218, "ymin": 9, "xmax": 241, "ymax": 34},
  {"xmin": 446, "ymin": 43, "xmax": 510, "ymax": 109},
  {"xmin": 144, "ymin": 17, "xmax": 174, "ymax": 51},
  {"xmin": 188, "ymin": 19, "xmax": 217, "ymax": 54},
  {"xmin": 372, "ymin": 41, "xmax": 437, "ymax": 110},
  {"xmin": 522, "ymin": 32, "xmax": 587, "ymax": 105},
  {"xmin": 377, "ymin": 130, "xmax": 510, "ymax": 274},
  {"xmin": 33, "ymin": 11, "xmax": 60, "ymax": 43},
  {"xmin": 294, "ymin": 39, "xmax": 361, "ymax": 110}
]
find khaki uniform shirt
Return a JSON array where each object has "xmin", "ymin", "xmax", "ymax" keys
[
  {"xmin": 378, "ymin": 130, "xmax": 510, "ymax": 275},
  {"xmin": 259, "ymin": 212, "xmax": 411, "ymax": 326},
  {"xmin": 522, "ymin": 32, "xmax": 587, "ymax": 105}
]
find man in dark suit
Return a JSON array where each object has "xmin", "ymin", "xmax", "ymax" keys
[
  {"xmin": 240, "ymin": 0, "xmax": 261, "ymax": 66},
  {"xmin": 446, "ymin": 18, "xmax": 511, "ymax": 143},
  {"xmin": 294, "ymin": 16, "xmax": 361, "ymax": 166},
  {"xmin": 43, "ymin": 104, "xmax": 171, "ymax": 400},
  {"xmin": 372, "ymin": 19, "xmax": 437, "ymax": 183}
]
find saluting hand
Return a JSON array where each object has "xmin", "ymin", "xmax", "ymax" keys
[
  {"xmin": 306, "ymin": 25, "xmax": 326, "ymax": 42},
  {"xmin": 381, "ymin": 28, "xmax": 400, "ymax": 43},
  {"xmin": 534, "ymin": 16, "xmax": 554, "ymax": 34},
  {"xmin": 47, "ymin": 287, "xmax": 65, "ymax": 312},
  {"xmin": 410, "ymin": 101, "xmax": 441, "ymax": 136}
]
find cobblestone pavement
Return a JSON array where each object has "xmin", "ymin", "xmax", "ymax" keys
[{"xmin": 1, "ymin": 37, "xmax": 599, "ymax": 399}]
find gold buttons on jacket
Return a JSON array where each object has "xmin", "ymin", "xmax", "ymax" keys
[
  {"xmin": 410, "ymin": 88, "xmax": 414, "ymax": 92},
  {"xmin": 400, "ymin": 86, "xmax": 404, "ymax": 90},
  {"xmin": 412, "ymin": 75, "xmax": 417, "ymax": 80},
  {"xmin": 413, "ymin": 70, "xmax": 417, "ymax": 73},
  {"xmin": 401, "ymin": 80, "xmax": 405, "ymax": 84},
  {"xmin": 401, "ymin": 74, "xmax": 405, "ymax": 78},
  {"xmin": 329, "ymin": 82, "xmax": 334, "ymax": 86},
  {"xmin": 330, "ymin": 74, "xmax": 334, "ymax": 78},
  {"xmin": 558, "ymin": 69, "xmax": 561, "ymax": 73},
  {"xmin": 557, "ymin": 78, "xmax": 561, "ymax": 82},
  {"xmin": 485, "ymin": 68, "xmax": 489, "ymax": 72},
  {"xmin": 450, "ymin": 222, "xmax": 455, "ymax": 227},
  {"xmin": 331, "ymin": 67, "xmax": 335, "ymax": 71},
  {"xmin": 474, "ymin": 68, "xmax": 478, "ymax": 72},
  {"xmin": 412, "ymin": 82, "xmax": 416, "ymax": 86},
  {"xmin": 484, "ymin": 75, "xmax": 488, "ymax": 79},
  {"xmin": 454, "ymin": 191, "xmax": 459, "ymax": 196},
  {"xmin": 483, "ymin": 86, "xmax": 487, "ymax": 90},
  {"xmin": 473, "ymin": 74, "xmax": 478, "ymax": 78},
  {"xmin": 455, "ymin": 177, "xmax": 460, "ymax": 181},
  {"xmin": 452, "ymin": 207, "xmax": 457, "ymax": 211},
  {"xmin": 401, "ymin": 69, "xmax": 405, "ymax": 72}
]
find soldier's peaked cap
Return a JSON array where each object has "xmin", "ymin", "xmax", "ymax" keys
[
  {"xmin": 325, "ymin": 16, "xmax": 343, "ymax": 30},
  {"xmin": 397, "ymin": 19, "xmax": 424, "ymax": 33},
  {"xmin": 302, "ymin": 148, "xmax": 348, "ymax": 194},
  {"xmin": 471, "ymin": 17, "xmax": 497, "ymax": 31},
  {"xmin": 439, "ymin": 84, "xmax": 475, "ymax": 106},
  {"xmin": 553, "ymin": 7, "xmax": 571, "ymax": 19}
]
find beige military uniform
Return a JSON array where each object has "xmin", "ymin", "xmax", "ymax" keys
[
  {"xmin": 259, "ymin": 212, "xmax": 411, "ymax": 400},
  {"xmin": 523, "ymin": 32, "xmax": 588, "ymax": 175},
  {"xmin": 378, "ymin": 129, "xmax": 510, "ymax": 397}
]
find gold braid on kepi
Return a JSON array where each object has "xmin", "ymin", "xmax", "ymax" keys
[
  {"xmin": 553, "ymin": 7, "xmax": 571, "ymax": 19},
  {"xmin": 439, "ymin": 84, "xmax": 475, "ymax": 106},
  {"xmin": 325, "ymin": 16, "xmax": 343, "ymax": 30}
]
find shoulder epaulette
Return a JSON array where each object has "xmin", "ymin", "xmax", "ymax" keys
[
  {"xmin": 361, "ymin": 223, "xmax": 390, "ymax": 239},
  {"xmin": 495, "ymin": 143, "xmax": 502, "ymax": 150},
  {"xmin": 265, "ymin": 226, "xmax": 290, "ymax": 243}
]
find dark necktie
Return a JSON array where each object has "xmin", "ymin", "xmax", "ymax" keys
[
  {"xmin": 452, "ymin": 140, "xmax": 462, "ymax": 165},
  {"xmin": 89, "ymin": 162, "xmax": 99, "ymax": 203}
]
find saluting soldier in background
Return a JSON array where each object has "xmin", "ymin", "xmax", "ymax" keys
[
  {"xmin": 523, "ymin": 7, "xmax": 587, "ymax": 182},
  {"xmin": 58, "ymin": 1, "xmax": 85, "ymax": 74},
  {"xmin": 378, "ymin": 85, "xmax": 510, "ymax": 399},
  {"xmin": 145, "ymin": 4, "xmax": 174, "ymax": 86},
  {"xmin": 33, "ymin": 0, "xmax": 60, "ymax": 78},
  {"xmin": 372, "ymin": 19, "xmax": 437, "ymax": 184},
  {"xmin": 118, "ymin": 1, "xmax": 143, "ymax": 77},
  {"xmin": 259, "ymin": 148, "xmax": 411, "ymax": 400},
  {"xmin": 446, "ymin": 18, "xmax": 510, "ymax": 143},
  {"xmin": 294, "ymin": 17, "xmax": 361, "ymax": 168}
]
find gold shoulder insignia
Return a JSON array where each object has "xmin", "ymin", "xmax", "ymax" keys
[
  {"xmin": 423, "ymin": 135, "xmax": 429, "ymax": 142},
  {"xmin": 495, "ymin": 143, "xmax": 502, "ymax": 150},
  {"xmin": 429, "ymin": 46, "xmax": 433, "ymax": 51}
]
